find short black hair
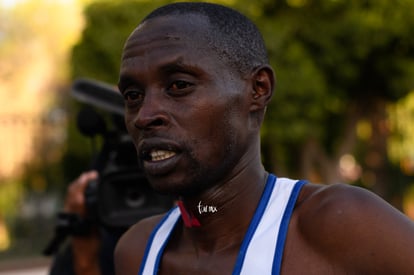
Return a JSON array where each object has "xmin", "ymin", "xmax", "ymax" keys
[{"xmin": 142, "ymin": 2, "xmax": 268, "ymax": 76}]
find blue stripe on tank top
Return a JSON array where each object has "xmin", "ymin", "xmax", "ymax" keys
[
  {"xmin": 272, "ymin": 180, "xmax": 307, "ymax": 274},
  {"xmin": 232, "ymin": 174, "xmax": 277, "ymax": 275},
  {"xmin": 138, "ymin": 206, "xmax": 179, "ymax": 275},
  {"xmin": 153, "ymin": 209, "xmax": 180, "ymax": 275}
]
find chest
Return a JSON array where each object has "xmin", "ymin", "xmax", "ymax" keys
[
  {"xmin": 141, "ymin": 177, "xmax": 305, "ymax": 274},
  {"xmin": 279, "ymin": 216, "xmax": 349, "ymax": 275},
  {"xmin": 159, "ymin": 249, "xmax": 239, "ymax": 275}
]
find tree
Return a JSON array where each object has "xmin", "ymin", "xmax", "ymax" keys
[
  {"xmin": 71, "ymin": 0, "xmax": 172, "ymax": 85},
  {"xmin": 239, "ymin": 0, "xmax": 414, "ymax": 205}
]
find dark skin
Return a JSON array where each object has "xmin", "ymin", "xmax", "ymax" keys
[{"xmin": 115, "ymin": 14, "xmax": 414, "ymax": 275}]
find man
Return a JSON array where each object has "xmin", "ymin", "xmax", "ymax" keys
[{"xmin": 115, "ymin": 2, "xmax": 414, "ymax": 274}]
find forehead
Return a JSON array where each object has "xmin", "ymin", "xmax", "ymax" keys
[
  {"xmin": 119, "ymin": 14, "xmax": 231, "ymax": 85},
  {"xmin": 122, "ymin": 14, "xmax": 211, "ymax": 61}
]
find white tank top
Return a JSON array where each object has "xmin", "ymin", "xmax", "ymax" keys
[{"xmin": 139, "ymin": 174, "xmax": 306, "ymax": 275}]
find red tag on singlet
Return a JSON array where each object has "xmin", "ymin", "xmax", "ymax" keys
[{"xmin": 177, "ymin": 200, "xmax": 201, "ymax": 227}]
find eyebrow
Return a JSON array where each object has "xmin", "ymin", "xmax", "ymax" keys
[
  {"xmin": 158, "ymin": 58, "xmax": 201, "ymax": 76},
  {"xmin": 117, "ymin": 75, "xmax": 136, "ymax": 93},
  {"xmin": 118, "ymin": 58, "xmax": 202, "ymax": 90}
]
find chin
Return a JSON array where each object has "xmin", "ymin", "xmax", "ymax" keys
[{"xmin": 148, "ymin": 177, "xmax": 204, "ymax": 197}]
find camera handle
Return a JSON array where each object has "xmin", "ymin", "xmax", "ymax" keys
[{"xmin": 43, "ymin": 212, "xmax": 93, "ymax": 256}]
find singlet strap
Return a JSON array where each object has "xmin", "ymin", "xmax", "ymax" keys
[
  {"xmin": 139, "ymin": 207, "xmax": 181, "ymax": 275},
  {"xmin": 235, "ymin": 177, "xmax": 307, "ymax": 275},
  {"xmin": 272, "ymin": 179, "xmax": 307, "ymax": 274}
]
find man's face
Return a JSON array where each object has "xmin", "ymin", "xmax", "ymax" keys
[{"xmin": 118, "ymin": 15, "xmax": 253, "ymax": 196}]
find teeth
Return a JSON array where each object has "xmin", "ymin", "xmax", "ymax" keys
[{"xmin": 150, "ymin": 150, "xmax": 176, "ymax": 161}]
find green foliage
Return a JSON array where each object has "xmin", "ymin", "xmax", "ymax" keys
[
  {"xmin": 244, "ymin": 0, "xmax": 414, "ymax": 182},
  {"xmin": 0, "ymin": 179, "xmax": 23, "ymax": 218},
  {"xmin": 388, "ymin": 92, "xmax": 414, "ymax": 170},
  {"xmin": 255, "ymin": 0, "xmax": 414, "ymax": 132},
  {"xmin": 71, "ymin": 0, "xmax": 172, "ymax": 85}
]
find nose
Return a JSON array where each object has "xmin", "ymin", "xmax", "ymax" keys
[{"xmin": 133, "ymin": 91, "xmax": 168, "ymax": 131}]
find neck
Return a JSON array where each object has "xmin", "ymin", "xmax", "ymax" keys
[{"xmin": 177, "ymin": 166, "xmax": 269, "ymax": 253}]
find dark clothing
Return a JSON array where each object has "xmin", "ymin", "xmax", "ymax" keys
[{"xmin": 49, "ymin": 229, "xmax": 121, "ymax": 275}]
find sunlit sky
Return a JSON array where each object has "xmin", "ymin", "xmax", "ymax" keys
[
  {"xmin": 1, "ymin": 0, "xmax": 28, "ymax": 8},
  {"xmin": 0, "ymin": 0, "xmax": 75, "ymax": 8}
]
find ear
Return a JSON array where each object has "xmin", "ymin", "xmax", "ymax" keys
[{"xmin": 250, "ymin": 65, "xmax": 275, "ymax": 112}]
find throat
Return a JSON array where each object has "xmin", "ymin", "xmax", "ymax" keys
[
  {"xmin": 174, "ymin": 171, "xmax": 270, "ymax": 251},
  {"xmin": 175, "ymin": 199, "xmax": 244, "ymax": 252}
]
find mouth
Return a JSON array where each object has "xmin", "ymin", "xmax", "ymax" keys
[
  {"xmin": 138, "ymin": 139, "xmax": 182, "ymax": 175},
  {"xmin": 140, "ymin": 144, "xmax": 181, "ymax": 176}
]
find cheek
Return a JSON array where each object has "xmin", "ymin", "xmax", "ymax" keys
[
  {"xmin": 189, "ymin": 102, "xmax": 242, "ymax": 160},
  {"xmin": 124, "ymin": 114, "xmax": 136, "ymax": 134}
]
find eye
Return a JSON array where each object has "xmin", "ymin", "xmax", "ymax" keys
[
  {"xmin": 123, "ymin": 89, "xmax": 144, "ymax": 108},
  {"xmin": 167, "ymin": 80, "xmax": 193, "ymax": 95}
]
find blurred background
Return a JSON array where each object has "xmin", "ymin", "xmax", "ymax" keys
[{"xmin": 1, "ymin": 0, "xmax": 414, "ymax": 272}]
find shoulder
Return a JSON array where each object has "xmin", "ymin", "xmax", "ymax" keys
[
  {"xmin": 114, "ymin": 213, "xmax": 166, "ymax": 275},
  {"xmin": 295, "ymin": 182, "xmax": 414, "ymax": 273},
  {"xmin": 297, "ymin": 182, "xmax": 387, "ymax": 221},
  {"xmin": 297, "ymin": 182, "xmax": 411, "ymax": 231}
]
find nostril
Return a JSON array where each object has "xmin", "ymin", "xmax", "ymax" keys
[
  {"xmin": 134, "ymin": 117, "xmax": 166, "ymax": 130},
  {"xmin": 151, "ymin": 118, "xmax": 165, "ymax": 127}
]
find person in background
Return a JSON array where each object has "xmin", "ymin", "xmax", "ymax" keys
[
  {"xmin": 114, "ymin": 2, "xmax": 414, "ymax": 275},
  {"xmin": 48, "ymin": 171, "xmax": 114, "ymax": 275}
]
